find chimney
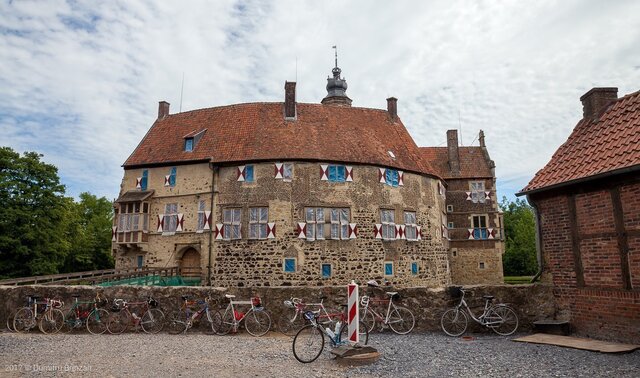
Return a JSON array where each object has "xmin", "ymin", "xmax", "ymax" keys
[
  {"xmin": 447, "ymin": 129, "xmax": 460, "ymax": 175},
  {"xmin": 158, "ymin": 101, "xmax": 170, "ymax": 120},
  {"xmin": 479, "ymin": 130, "xmax": 486, "ymax": 147},
  {"xmin": 387, "ymin": 97, "xmax": 398, "ymax": 120},
  {"xmin": 580, "ymin": 87, "xmax": 617, "ymax": 119},
  {"xmin": 284, "ymin": 81, "xmax": 296, "ymax": 119}
]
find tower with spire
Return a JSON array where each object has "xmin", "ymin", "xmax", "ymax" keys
[{"xmin": 321, "ymin": 46, "xmax": 352, "ymax": 106}]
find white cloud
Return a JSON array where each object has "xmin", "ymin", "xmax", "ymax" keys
[{"xmin": 1, "ymin": 0, "xmax": 639, "ymax": 200}]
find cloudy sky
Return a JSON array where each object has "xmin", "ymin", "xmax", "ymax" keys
[{"xmin": 2, "ymin": 0, "xmax": 639, "ymax": 201}]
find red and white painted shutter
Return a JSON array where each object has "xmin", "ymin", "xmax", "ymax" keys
[
  {"xmin": 267, "ymin": 223, "xmax": 276, "ymax": 239},
  {"xmin": 398, "ymin": 171, "xmax": 404, "ymax": 186},
  {"xmin": 164, "ymin": 175, "xmax": 170, "ymax": 186},
  {"xmin": 112, "ymin": 226, "xmax": 117, "ymax": 241},
  {"xmin": 417, "ymin": 226, "xmax": 422, "ymax": 241},
  {"xmin": 345, "ymin": 166, "xmax": 353, "ymax": 182},
  {"xmin": 485, "ymin": 191, "xmax": 491, "ymax": 201},
  {"xmin": 274, "ymin": 163, "xmax": 284, "ymax": 179},
  {"xmin": 320, "ymin": 164, "xmax": 329, "ymax": 180},
  {"xmin": 467, "ymin": 229, "xmax": 475, "ymax": 240},
  {"xmin": 395, "ymin": 225, "xmax": 405, "ymax": 240},
  {"xmin": 157, "ymin": 214, "xmax": 164, "ymax": 232},
  {"xmin": 438, "ymin": 182, "xmax": 445, "ymax": 196},
  {"xmin": 214, "ymin": 224, "xmax": 224, "ymax": 240},
  {"xmin": 136, "ymin": 177, "xmax": 142, "ymax": 189},
  {"xmin": 176, "ymin": 214, "xmax": 184, "ymax": 232},
  {"xmin": 374, "ymin": 224, "xmax": 383, "ymax": 239},
  {"xmin": 237, "ymin": 166, "xmax": 246, "ymax": 181},
  {"xmin": 348, "ymin": 223, "xmax": 358, "ymax": 239},
  {"xmin": 378, "ymin": 168, "xmax": 386, "ymax": 183},
  {"xmin": 203, "ymin": 211, "xmax": 211, "ymax": 230},
  {"xmin": 488, "ymin": 228, "xmax": 496, "ymax": 239},
  {"xmin": 297, "ymin": 222, "xmax": 307, "ymax": 238},
  {"xmin": 465, "ymin": 192, "xmax": 472, "ymax": 201}
]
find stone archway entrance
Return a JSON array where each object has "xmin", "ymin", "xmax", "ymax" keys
[{"xmin": 179, "ymin": 248, "xmax": 201, "ymax": 278}]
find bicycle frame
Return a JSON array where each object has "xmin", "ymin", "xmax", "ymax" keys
[
  {"xmin": 286, "ymin": 297, "xmax": 339, "ymax": 325},
  {"xmin": 222, "ymin": 297, "xmax": 259, "ymax": 331},
  {"xmin": 361, "ymin": 295, "xmax": 396, "ymax": 324},
  {"xmin": 455, "ymin": 289, "xmax": 504, "ymax": 326},
  {"xmin": 303, "ymin": 311, "xmax": 349, "ymax": 347}
]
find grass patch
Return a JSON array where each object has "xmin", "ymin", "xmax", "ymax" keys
[{"xmin": 504, "ymin": 276, "xmax": 533, "ymax": 284}]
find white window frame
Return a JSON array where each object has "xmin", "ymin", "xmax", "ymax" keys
[
  {"xmin": 381, "ymin": 209, "xmax": 395, "ymax": 241},
  {"xmin": 249, "ymin": 207, "xmax": 269, "ymax": 240},
  {"xmin": 404, "ymin": 211, "xmax": 417, "ymax": 241},
  {"xmin": 384, "ymin": 261, "xmax": 394, "ymax": 276},
  {"xmin": 196, "ymin": 200, "xmax": 206, "ymax": 233},
  {"xmin": 305, "ymin": 208, "xmax": 325, "ymax": 241},
  {"xmin": 163, "ymin": 203, "xmax": 178, "ymax": 235},
  {"xmin": 472, "ymin": 214, "xmax": 488, "ymax": 240},
  {"xmin": 223, "ymin": 208, "xmax": 242, "ymax": 240},
  {"xmin": 283, "ymin": 163, "xmax": 293, "ymax": 182},
  {"xmin": 330, "ymin": 208, "xmax": 350, "ymax": 240},
  {"xmin": 470, "ymin": 181, "xmax": 486, "ymax": 204}
]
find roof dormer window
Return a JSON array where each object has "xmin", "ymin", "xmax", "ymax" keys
[{"xmin": 184, "ymin": 138, "xmax": 194, "ymax": 152}]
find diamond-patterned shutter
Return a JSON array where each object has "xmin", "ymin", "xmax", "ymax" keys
[
  {"xmin": 345, "ymin": 166, "xmax": 353, "ymax": 182},
  {"xmin": 176, "ymin": 214, "xmax": 184, "ymax": 232},
  {"xmin": 164, "ymin": 175, "xmax": 171, "ymax": 187},
  {"xmin": 348, "ymin": 223, "xmax": 358, "ymax": 239},
  {"xmin": 112, "ymin": 226, "xmax": 117, "ymax": 241},
  {"xmin": 203, "ymin": 211, "xmax": 211, "ymax": 230},
  {"xmin": 398, "ymin": 171, "xmax": 404, "ymax": 186},
  {"xmin": 395, "ymin": 225, "xmax": 405, "ymax": 240},
  {"xmin": 485, "ymin": 191, "xmax": 491, "ymax": 201},
  {"xmin": 136, "ymin": 177, "xmax": 142, "ymax": 189},
  {"xmin": 267, "ymin": 222, "xmax": 276, "ymax": 239},
  {"xmin": 297, "ymin": 222, "xmax": 307, "ymax": 238},
  {"xmin": 214, "ymin": 224, "xmax": 224, "ymax": 240},
  {"xmin": 487, "ymin": 228, "xmax": 496, "ymax": 239},
  {"xmin": 467, "ymin": 229, "xmax": 475, "ymax": 240},
  {"xmin": 320, "ymin": 165, "xmax": 329, "ymax": 181},
  {"xmin": 378, "ymin": 168, "xmax": 386, "ymax": 183},
  {"xmin": 465, "ymin": 192, "xmax": 472, "ymax": 201},
  {"xmin": 157, "ymin": 214, "xmax": 165, "ymax": 232},
  {"xmin": 374, "ymin": 224, "xmax": 382, "ymax": 239},
  {"xmin": 237, "ymin": 166, "xmax": 246, "ymax": 181},
  {"xmin": 274, "ymin": 163, "xmax": 284, "ymax": 179},
  {"xmin": 417, "ymin": 226, "xmax": 422, "ymax": 241}
]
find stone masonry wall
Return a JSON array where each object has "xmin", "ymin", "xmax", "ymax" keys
[{"xmin": 0, "ymin": 283, "xmax": 554, "ymax": 334}]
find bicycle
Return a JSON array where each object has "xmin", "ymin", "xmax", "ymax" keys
[
  {"xmin": 107, "ymin": 297, "xmax": 165, "ymax": 334},
  {"xmin": 440, "ymin": 287, "xmax": 519, "ymax": 337},
  {"xmin": 38, "ymin": 298, "xmax": 65, "ymax": 334},
  {"xmin": 168, "ymin": 295, "xmax": 218, "ymax": 334},
  {"xmin": 359, "ymin": 287, "xmax": 415, "ymax": 334},
  {"xmin": 292, "ymin": 310, "xmax": 370, "ymax": 363},
  {"xmin": 61, "ymin": 294, "xmax": 110, "ymax": 334},
  {"xmin": 214, "ymin": 294, "xmax": 271, "ymax": 337},
  {"xmin": 13, "ymin": 296, "xmax": 63, "ymax": 333},
  {"xmin": 277, "ymin": 296, "xmax": 341, "ymax": 336}
]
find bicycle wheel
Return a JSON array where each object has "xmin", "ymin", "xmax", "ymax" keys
[
  {"xmin": 168, "ymin": 311, "xmax": 188, "ymax": 335},
  {"xmin": 6, "ymin": 309, "xmax": 18, "ymax": 332},
  {"xmin": 216, "ymin": 308, "xmax": 235, "ymax": 335},
  {"xmin": 209, "ymin": 310, "xmax": 223, "ymax": 334},
  {"xmin": 86, "ymin": 308, "xmax": 109, "ymax": 335},
  {"xmin": 13, "ymin": 308, "xmax": 35, "ymax": 333},
  {"xmin": 61, "ymin": 310, "xmax": 81, "ymax": 333},
  {"xmin": 107, "ymin": 311, "xmax": 128, "ymax": 334},
  {"xmin": 277, "ymin": 311, "xmax": 306, "ymax": 336},
  {"xmin": 141, "ymin": 308, "xmax": 165, "ymax": 334},
  {"xmin": 244, "ymin": 309, "xmax": 271, "ymax": 337},
  {"xmin": 360, "ymin": 308, "xmax": 376, "ymax": 333},
  {"xmin": 441, "ymin": 308, "xmax": 468, "ymax": 337},
  {"xmin": 292, "ymin": 324, "xmax": 325, "ymax": 363},
  {"xmin": 388, "ymin": 306, "xmax": 415, "ymax": 335},
  {"xmin": 487, "ymin": 306, "xmax": 519, "ymax": 336},
  {"xmin": 39, "ymin": 309, "xmax": 65, "ymax": 334},
  {"xmin": 338, "ymin": 320, "xmax": 369, "ymax": 346}
]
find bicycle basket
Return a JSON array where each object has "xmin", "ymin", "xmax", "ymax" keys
[
  {"xmin": 448, "ymin": 286, "xmax": 463, "ymax": 298},
  {"xmin": 391, "ymin": 293, "xmax": 402, "ymax": 301}
]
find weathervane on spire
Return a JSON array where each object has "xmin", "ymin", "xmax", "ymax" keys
[{"xmin": 332, "ymin": 45, "xmax": 338, "ymax": 68}]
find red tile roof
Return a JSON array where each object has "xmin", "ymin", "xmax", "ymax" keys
[
  {"xmin": 520, "ymin": 90, "xmax": 640, "ymax": 194},
  {"xmin": 124, "ymin": 102, "xmax": 437, "ymax": 176},
  {"xmin": 419, "ymin": 146, "xmax": 494, "ymax": 179}
]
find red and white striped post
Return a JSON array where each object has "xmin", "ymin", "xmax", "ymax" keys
[{"xmin": 347, "ymin": 280, "xmax": 359, "ymax": 344}]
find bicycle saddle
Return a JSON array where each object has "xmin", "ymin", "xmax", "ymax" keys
[
  {"xmin": 181, "ymin": 295, "xmax": 191, "ymax": 300},
  {"xmin": 482, "ymin": 295, "xmax": 494, "ymax": 300},
  {"xmin": 71, "ymin": 295, "xmax": 81, "ymax": 298},
  {"xmin": 339, "ymin": 304, "xmax": 349, "ymax": 308},
  {"xmin": 386, "ymin": 292, "xmax": 398, "ymax": 296},
  {"xmin": 225, "ymin": 294, "xmax": 236, "ymax": 299}
]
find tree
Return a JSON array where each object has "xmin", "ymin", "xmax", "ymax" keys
[
  {"xmin": 500, "ymin": 196, "xmax": 537, "ymax": 276},
  {"xmin": 0, "ymin": 147, "xmax": 69, "ymax": 278}
]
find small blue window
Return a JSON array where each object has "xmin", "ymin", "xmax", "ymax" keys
[
  {"xmin": 384, "ymin": 262, "xmax": 393, "ymax": 276},
  {"xmin": 284, "ymin": 258, "xmax": 296, "ymax": 273},
  {"xmin": 140, "ymin": 170, "xmax": 148, "ymax": 191},
  {"xmin": 169, "ymin": 167, "xmax": 177, "ymax": 187},
  {"xmin": 245, "ymin": 165, "xmax": 254, "ymax": 182},
  {"xmin": 137, "ymin": 255, "xmax": 144, "ymax": 269},
  {"xmin": 328, "ymin": 165, "xmax": 346, "ymax": 182},
  {"xmin": 321, "ymin": 263, "xmax": 332, "ymax": 278},
  {"xmin": 184, "ymin": 138, "xmax": 194, "ymax": 152},
  {"xmin": 385, "ymin": 169, "xmax": 399, "ymax": 187},
  {"xmin": 411, "ymin": 262, "xmax": 418, "ymax": 275}
]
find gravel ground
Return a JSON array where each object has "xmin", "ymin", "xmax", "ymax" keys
[{"xmin": 0, "ymin": 330, "xmax": 638, "ymax": 377}]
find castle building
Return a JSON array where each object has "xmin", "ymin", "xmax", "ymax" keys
[{"xmin": 112, "ymin": 62, "xmax": 503, "ymax": 287}]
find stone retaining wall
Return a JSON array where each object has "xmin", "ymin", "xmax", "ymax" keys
[{"xmin": 1, "ymin": 284, "xmax": 554, "ymax": 333}]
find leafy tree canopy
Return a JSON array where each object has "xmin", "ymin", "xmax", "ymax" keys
[{"xmin": 500, "ymin": 196, "xmax": 538, "ymax": 276}]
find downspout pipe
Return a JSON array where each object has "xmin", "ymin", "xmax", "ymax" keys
[
  {"xmin": 207, "ymin": 163, "xmax": 217, "ymax": 286},
  {"xmin": 526, "ymin": 194, "xmax": 543, "ymax": 283}
]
